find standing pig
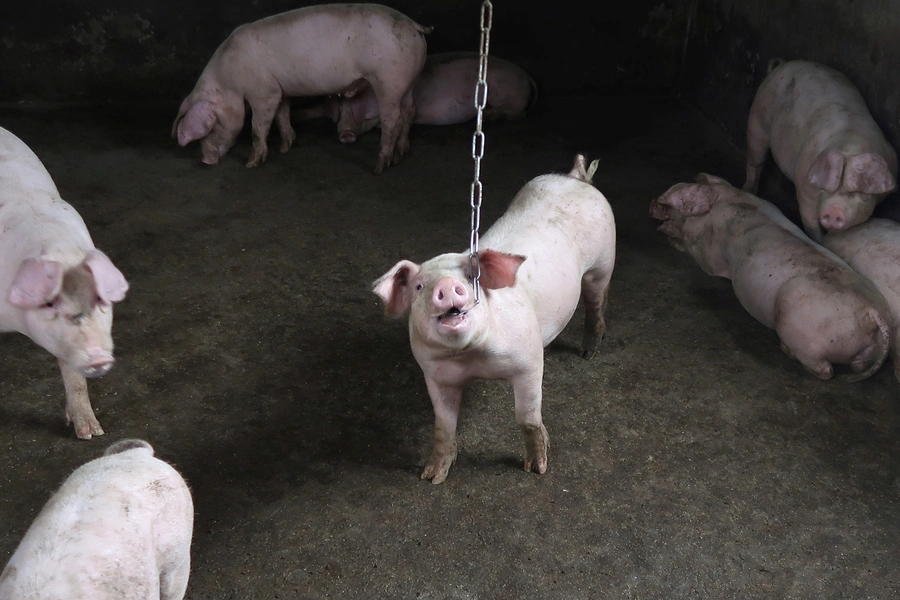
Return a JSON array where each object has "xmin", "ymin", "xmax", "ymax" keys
[
  {"xmin": 299, "ymin": 52, "xmax": 538, "ymax": 143},
  {"xmin": 743, "ymin": 59, "xmax": 897, "ymax": 240},
  {"xmin": 823, "ymin": 218, "xmax": 900, "ymax": 382},
  {"xmin": 651, "ymin": 173, "xmax": 891, "ymax": 380},
  {"xmin": 373, "ymin": 155, "xmax": 616, "ymax": 484},
  {"xmin": 0, "ymin": 127, "xmax": 128, "ymax": 439},
  {"xmin": 0, "ymin": 439, "xmax": 194, "ymax": 600},
  {"xmin": 172, "ymin": 3, "xmax": 431, "ymax": 173}
]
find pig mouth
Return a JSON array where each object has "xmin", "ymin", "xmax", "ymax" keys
[{"xmin": 437, "ymin": 306, "xmax": 468, "ymax": 328}]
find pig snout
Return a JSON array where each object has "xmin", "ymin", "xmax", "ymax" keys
[
  {"xmin": 339, "ymin": 130, "xmax": 358, "ymax": 144},
  {"xmin": 78, "ymin": 351, "xmax": 115, "ymax": 378},
  {"xmin": 432, "ymin": 277, "xmax": 469, "ymax": 315},
  {"xmin": 820, "ymin": 206, "xmax": 847, "ymax": 230}
]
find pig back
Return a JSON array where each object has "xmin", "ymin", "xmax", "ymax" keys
[
  {"xmin": 211, "ymin": 4, "xmax": 429, "ymax": 98},
  {"xmin": 480, "ymin": 174, "xmax": 615, "ymax": 340}
]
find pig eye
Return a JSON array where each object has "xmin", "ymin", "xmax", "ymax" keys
[{"xmin": 415, "ymin": 284, "xmax": 423, "ymax": 291}]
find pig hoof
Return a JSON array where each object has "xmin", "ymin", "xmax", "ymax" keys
[
  {"xmin": 524, "ymin": 456, "xmax": 548, "ymax": 475},
  {"xmin": 522, "ymin": 423, "xmax": 549, "ymax": 474},
  {"xmin": 421, "ymin": 464, "xmax": 450, "ymax": 485},
  {"xmin": 581, "ymin": 348, "xmax": 596, "ymax": 360}
]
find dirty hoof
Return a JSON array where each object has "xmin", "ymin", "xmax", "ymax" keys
[
  {"xmin": 69, "ymin": 413, "xmax": 105, "ymax": 440},
  {"xmin": 522, "ymin": 423, "xmax": 549, "ymax": 474}
]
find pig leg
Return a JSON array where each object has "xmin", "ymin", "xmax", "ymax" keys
[
  {"xmin": 421, "ymin": 378, "xmax": 463, "ymax": 484},
  {"xmin": 159, "ymin": 558, "xmax": 191, "ymax": 600},
  {"xmin": 396, "ymin": 89, "xmax": 416, "ymax": 159},
  {"xmin": 743, "ymin": 109, "xmax": 770, "ymax": 194},
  {"xmin": 246, "ymin": 96, "xmax": 281, "ymax": 168},
  {"xmin": 59, "ymin": 359, "xmax": 104, "ymax": 439},
  {"xmin": 512, "ymin": 372, "xmax": 549, "ymax": 474},
  {"xmin": 370, "ymin": 82, "xmax": 411, "ymax": 173},
  {"xmin": 580, "ymin": 267, "xmax": 612, "ymax": 360},
  {"xmin": 275, "ymin": 100, "xmax": 295, "ymax": 154}
]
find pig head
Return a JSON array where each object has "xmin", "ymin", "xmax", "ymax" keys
[
  {"xmin": 10, "ymin": 249, "xmax": 128, "ymax": 377},
  {"xmin": 801, "ymin": 149, "xmax": 897, "ymax": 234},
  {"xmin": 649, "ymin": 174, "xmax": 732, "ymax": 278},
  {"xmin": 373, "ymin": 249, "xmax": 525, "ymax": 353},
  {"xmin": 171, "ymin": 91, "xmax": 246, "ymax": 165}
]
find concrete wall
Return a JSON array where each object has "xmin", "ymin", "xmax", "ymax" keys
[
  {"xmin": 0, "ymin": 0, "xmax": 686, "ymax": 104},
  {"xmin": 684, "ymin": 0, "xmax": 900, "ymax": 151}
]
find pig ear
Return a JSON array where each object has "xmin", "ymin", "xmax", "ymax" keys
[
  {"xmin": 808, "ymin": 150, "xmax": 845, "ymax": 192},
  {"xmin": 83, "ymin": 250, "xmax": 129, "ymax": 304},
  {"xmin": 373, "ymin": 260, "xmax": 421, "ymax": 316},
  {"xmin": 695, "ymin": 172, "xmax": 730, "ymax": 186},
  {"xmin": 477, "ymin": 250, "xmax": 526, "ymax": 290},
  {"xmin": 176, "ymin": 100, "xmax": 218, "ymax": 147},
  {"xmin": 655, "ymin": 183, "xmax": 716, "ymax": 215},
  {"xmin": 843, "ymin": 153, "xmax": 897, "ymax": 194},
  {"xmin": 8, "ymin": 259, "xmax": 63, "ymax": 308}
]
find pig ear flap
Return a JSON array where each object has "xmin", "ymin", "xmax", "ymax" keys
[
  {"xmin": 8, "ymin": 259, "xmax": 63, "ymax": 308},
  {"xmin": 808, "ymin": 150, "xmax": 845, "ymax": 192},
  {"xmin": 477, "ymin": 250, "xmax": 526, "ymax": 290},
  {"xmin": 373, "ymin": 260, "xmax": 421, "ymax": 316},
  {"xmin": 655, "ymin": 182, "xmax": 716, "ymax": 216},
  {"xmin": 83, "ymin": 250, "xmax": 129, "ymax": 304},
  {"xmin": 843, "ymin": 153, "xmax": 897, "ymax": 194},
  {"xmin": 176, "ymin": 100, "xmax": 218, "ymax": 147},
  {"xmin": 695, "ymin": 172, "xmax": 730, "ymax": 186}
]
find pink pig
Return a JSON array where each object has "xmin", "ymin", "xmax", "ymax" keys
[
  {"xmin": 373, "ymin": 155, "xmax": 616, "ymax": 484},
  {"xmin": 823, "ymin": 218, "xmax": 900, "ymax": 383},
  {"xmin": 172, "ymin": 3, "xmax": 431, "ymax": 172},
  {"xmin": 0, "ymin": 127, "xmax": 129, "ymax": 439},
  {"xmin": 300, "ymin": 52, "xmax": 538, "ymax": 143},
  {"xmin": 0, "ymin": 440, "xmax": 194, "ymax": 600},
  {"xmin": 743, "ymin": 59, "xmax": 898, "ymax": 240},
  {"xmin": 651, "ymin": 173, "xmax": 891, "ymax": 380}
]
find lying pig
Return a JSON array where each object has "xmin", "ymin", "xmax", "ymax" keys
[
  {"xmin": 823, "ymin": 218, "xmax": 900, "ymax": 382},
  {"xmin": 373, "ymin": 155, "xmax": 616, "ymax": 484},
  {"xmin": 172, "ymin": 3, "xmax": 431, "ymax": 173},
  {"xmin": 0, "ymin": 127, "xmax": 129, "ymax": 439},
  {"xmin": 0, "ymin": 439, "xmax": 194, "ymax": 600},
  {"xmin": 651, "ymin": 173, "xmax": 891, "ymax": 380},
  {"xmin": 300, "ymin": 52, "xmax": 538, "ymax": 143},
  {"xmin": 743, "ymin": 59, "xmax": 897, "ymax": 240}
]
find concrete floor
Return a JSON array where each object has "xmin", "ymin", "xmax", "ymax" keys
[{"xmin": 0, "ymin": 96, "xmax": 899, "ymax": 599}]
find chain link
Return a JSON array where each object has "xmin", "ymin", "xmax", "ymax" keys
[{"xmin": 469, "ymin": 0, "xmax": 493, "ymax": 304}]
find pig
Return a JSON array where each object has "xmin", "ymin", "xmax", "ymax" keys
[
  {"xmin": 743, "ymin": 59, "xmax": 898, "ymax": 240},
  {"xmin": 651, "ymin": 173, "xmax": 891, "ymax": 380},
  {"xmin": 299, "ymin": 52, "xmax": 538, "ymax": 143},
  {"xmin": 823, "ymin": 218, "xmax": 900, "ymax": 383},
  {"xmin": 0, "ymin": 439, "xmax": 194, "ymax": 600},
  {"xmin": 0, "ymin": 127, "xmax": 129, "ymax": 440},
  {"xmin": 171, "ymin": 3, "xmax": 431, "ymax": 173},
  {"xmin": 373, "ymin": 155, "xmax": 616, "ymax": 484}
]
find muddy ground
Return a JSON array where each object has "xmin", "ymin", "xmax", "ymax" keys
[{"xmin": 0, "ymin": 96, "xmax": 898, "ymax": 599}]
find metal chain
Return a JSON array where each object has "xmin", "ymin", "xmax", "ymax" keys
[{"xmin": 469, "ymin": 0, "xmax": 492, "ymax": 305}]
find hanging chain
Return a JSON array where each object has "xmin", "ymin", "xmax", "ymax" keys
[{"xmin": 468, "ymin": 0, "xmax": 493, "ymax": 305}]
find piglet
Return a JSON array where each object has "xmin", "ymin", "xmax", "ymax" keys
[
  {"xmin": 0, "ymin": 439, "xmax": 193, "ymax": 600},
  {"xmin": 172, "ymin": 3, "xmax": 431, "ymax": 172},
  {"xmin": 743, "ymin": 59, "xmax": 898, "ymax": 240},
  {"xmin": 651, "ymin": 173, "xmax": 891, "ymax": 380},
  {"xmin": 823, "ymin": 218, "xmax": 900, "ymax": 382},
  {"xmin": 0, "ymin": 127, "xmax": 129, "ymax": 439},
  {"xmin": 300, "ymin": 52, "xmax": 538, "ymax": 143},
  {"xmin": 373, "ymin": 155, "xmax": 616, "ymax": 483}
]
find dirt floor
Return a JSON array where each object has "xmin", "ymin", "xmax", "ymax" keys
[{"xmin": 0, "ymin": 95, "xmax": 899, "ymax": 599}]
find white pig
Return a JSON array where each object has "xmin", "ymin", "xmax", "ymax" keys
[
  {"xmin": 0, "ymin": 439, "xmax": 194, "ymax": 600},
  {"xmin": 373, "ymin": 155, "xmax": 616, "ymax": 484},
  {"xmin": 0, "ymin": 127, "xmax": 129, "ymax": 439},
  {"xmin": 172, "ymin": 3, "xmax": 431, "ymax": 173},
  {"xmin": 823, "ymin": 218, "xmax": 900, "ymax": 382},
  {"xmin": 743, "ymin": 59, "xmax": 898, "ymax": 240},
  {"xmin": 651, "ymin": 173, "xmax": 891, "ymax": 381}
]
